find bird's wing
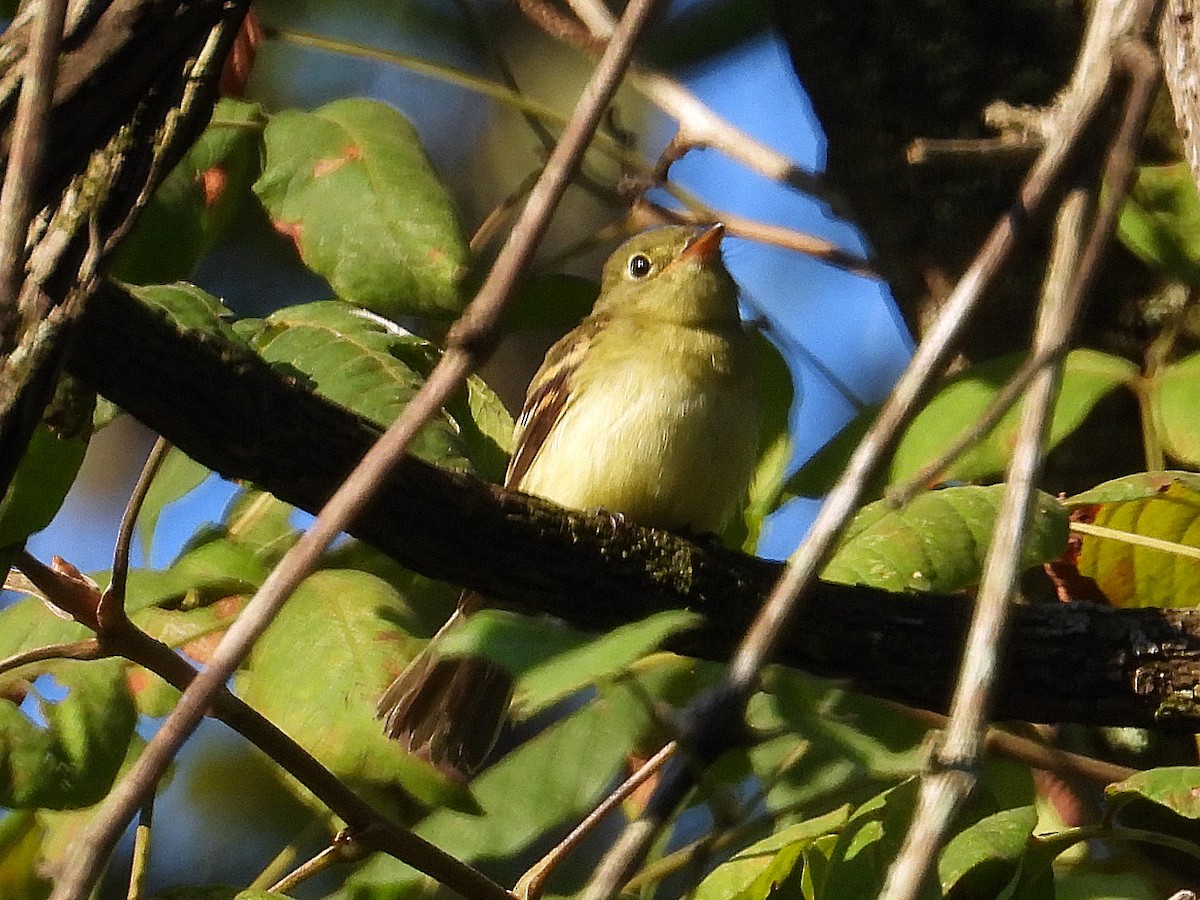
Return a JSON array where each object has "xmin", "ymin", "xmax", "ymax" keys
[{"xmin": 504, "ymin": 316, "xmax": 605, "ymax": 489}]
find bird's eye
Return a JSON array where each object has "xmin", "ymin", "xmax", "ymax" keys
[{"xmin": 627, "ymin": 253, "xmax": 653, "ymax": 279}]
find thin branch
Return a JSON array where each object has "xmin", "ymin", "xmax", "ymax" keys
[
  {"xmin": 633, "ymin": 199, "xmax": 876, "ymax": 277},
  {"xmin": 0, "ymin": 639, "xmax": 105, "ymax": 677},
  {"xmin": 516, "ymin": 741, "xmax": 677, "ymax": 900},
  {"xmin": 906, "ymin": 135, "xmax": 1041, "ymax": 167},
  {"xmin": 518, "ymin": 0, "xmax": 840, "ymax": 210},
  {"xmin": 51, "ymin": 3, "xmax": 664, "ymax": 898},
  {"xmin": 900, "ymin": 707, "xmax": 1136, "ymax": 786},
  {"xmin": 0, "ymin": 0, "xmax": 67, "ymax": 335},
  {"xmin": 125, "ymin": 792, "xmax": 156, "ymax": 900},
  {"xmin": 885, "ymin": 347, "xmax": 1059, "ymax": 506},
  {"xmin": 583, "ymin": 0, "xmax": 1155, "ymax": 892},
  {"xmin": 107, "ymin": 437, "xmax": 171, "ymax": 626},
  {"xmin": 269, "ymin": 832, "xmax": 368, "ymax": 896},
  {"xmin": 880, "ymin": 13, "xmax": 1161, "ymax": 898}
]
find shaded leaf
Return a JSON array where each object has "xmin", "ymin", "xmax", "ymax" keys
[
  {"xmin": 1066, "ymin": 474, "xmax": 1200, "ymax": 608},
  {"xmin": 791, "ymin": 349, "xmax": 1137, "ymax": 498},
  {"xmin": 823, "ymin": 485, "xmax": 1068, "ymax": 593},
  {"xmin": 1117, "ymin": 162, "xmax": 1200, "ymax": 285},
  {"xmin": 138, "ymin": 447, "xmax": 211, "ymax": 561},
  {"xmin": 113, "ymin": 98, "xmax": 265, "ymax": 284},
  {"xmin": 0, "ymin": 659, "xmax": 136, "ymax": 809},
  {"xmin": 253, "ymin": 97, "xmax": 467, "ymax": 318},
  {"xmin": 501, "ymin": 272, "xmax": 597, "ymax": 332},
  {"xmin": 732, "ymin": 332, "xmax": 796, "ymax": 552},
  {"xmin": 820, "ymin": 779, "xmax": 924, "ymax": 900},
  {"xmin": 0, "ymin": 811, "xmax": 49, "ymax": 900},
  {"xmin": 0, "ymin": 421, "xmax": 88, "ymax": 550}
]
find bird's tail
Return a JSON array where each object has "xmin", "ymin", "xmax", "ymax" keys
[{"xmin": 377, "ymin": 608, "xmax": 514, "ymax": 777}]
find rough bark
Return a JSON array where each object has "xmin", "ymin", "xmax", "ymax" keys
[{"xmin": 66, "ymin": 281, "xmax": 1200, "ymax": 731}]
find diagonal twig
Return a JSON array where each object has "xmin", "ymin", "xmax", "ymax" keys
[
  {"xmin": 880, "ymin": 12, "xmax": 1161, "ymax": 900},
  {"xmin": 50, "ymin": 1, "xmax": 666, "ymax": 897}
]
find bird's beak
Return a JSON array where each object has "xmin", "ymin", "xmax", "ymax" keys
[{"xmin": 679, "ymin": 223, "xmax": 725, "ymax": 262}]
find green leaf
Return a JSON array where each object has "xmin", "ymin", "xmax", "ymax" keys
[
  {"xmin": 217, "ymin": 488, "xmax": 301, "ymax": 567},
  {"xmin": 0, "ymin": 597, "xmax": 90, "ymax": 661},
  {"xmin": 1106, "ymin": 766, "xmax": 1200, "ymax": 819},
  {"xmin": 138, "ymin": 447, "xmax": 213, "ymax": 560},
  {"xmin": 126, "ymin": 282, "xmax": 241, "ymax": 341},
  {"xmin": 693, "ymin": 807, "xmax": 850, "ymax": 900},
  {"xmin": 1117, "ymin": 162, "xmax": 1200, "ymax": 285},
  {"xmin": 436, "ymin": 608, "xmax": 702, "ymax": 717},
  {"xmin": 1151, "ymin": 350, "xmax": 1200, "ymax": 466},
  {"xmin": 0, "ymin": 659, "xmax": 136, "ymax": 809},
  {"xmin": 248, "ymin": 301, "xmax": 512, "ymax": 475},
  {"xmin": 937, "ymin": 805, "xmax": 1036, "ymax": 896},
  {"xmin": 236, "ymin": 569, "xmax": 473, "ymax": 815},
  {"xmin": 790, "ymin": 349, "xmax": 1137, "ymax": 498},
  {"xmin": 822, "ymin": 485, "xmax": 1069, "ymax": 593},
  {"xmin": 253, "ymin": 97, "xmax": 467, "ymax": 318},
  {"xmin": 820, "ymin": 779, "xmax": 923, "ymax": 900},
  {"xmin": 731, "ymin": 332, "xmax": 796, "ymax": 552},
  {"xmin": 339, "ymin": 656, "xmax": 692, "ymax": 896},
  {"xmin": 1065, "ymin": 474, "xmax": 1200, "ymax": 608},
  {"xmin": 0, "ymin": 421, "xmax": 88, "ymax": 549},
  {"xmin": 113, "ymin": 98, "xmax": 265, "ymax": 284},
  {"xmin": 0, "ymin": 811, "xmax": 50, "ymax": 900}
]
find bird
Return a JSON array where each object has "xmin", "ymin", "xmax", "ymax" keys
[{"xmin": 377, "ymin": 223, "xmax": 760, "ymax": 776}]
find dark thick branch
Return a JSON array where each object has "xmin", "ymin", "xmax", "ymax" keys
[{"xmin": 66, "ymin": 281, "xmax": 1200, "ymax": 730}]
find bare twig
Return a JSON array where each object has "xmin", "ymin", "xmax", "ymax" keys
[
  {"xmin": 518, "ymin": 0, "xmax": 840, "ymax": 210},
  {"xmin": 900, "ymin": 707, "xmax": 1136, "ymax": 786},
  {"xmin": 880, "ymin": 12, "xmax": 1160, "ymax": 898},
  {"xmin": 516, "ymin": 742, "xmax": 677, "ymax": 900},
  {"xmin": 906, "ymin": 135, "xmax": 1041, "ymax": 167},
  {"xmin": 269, "ymin": 831, "xmax": 368, "ymax": 896},
  {"xmin": 107, "ymin": 437, "xmax": 172, "ymax": 626},
  {"xmin": 0, "ymin": 639, "xmax": 105, "ymax": 677},
  {"xmin": 885, "ymin": 347, "xmax": 1059, "ymax": 506},
  {"xmin": 0, "ymin": 0, "xmax": 67, "ymax": 333},
  {"xmin": 633, "ymin": 199, "xmax": 876, "ymax": 277},
  {"xmin": 583, "ymin": 2, "xmax": 1155, "ymax": 894},
  {"xmin": 51, "ymin": 3, "xmax": 663, "ymax": 898}
]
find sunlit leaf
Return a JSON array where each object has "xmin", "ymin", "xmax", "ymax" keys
[
  {"xmin": 246, "ymin": 301, "xmax": 511, "ymax": 476},
  {"xmin": 823, "ymin": 485, "xmax": 1068, "ymax": 593},
  {"xmin": 693, "ymin": 807, "xmax": 850, "ymax": 900},
  {"xmin": 1065, "ymin": 474, "xmax": 1200, "ymax": 608},
  {"xmin": 254, "ymin": 97, "xmax": 467, "ymax": 318},
  {"xmin": 236, "ymin": 569, "xmax": 472, "ymax": 814},
  {"xmin": 1107, "ymin": 766, "xmax": 1200, "ymax": 819},
  {"xmin": 126, "ymin": 283, "xmax": 241, "ymax": 341}
]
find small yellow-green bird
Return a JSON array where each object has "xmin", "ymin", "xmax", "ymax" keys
[{"xmin": 378, "ymin": 223, "xmax": 759, "ymax": 775}]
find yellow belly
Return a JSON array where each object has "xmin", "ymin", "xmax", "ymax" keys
[{"xmin": 517, "ymin": 325, "xmax": 758, "ymax": 533}]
